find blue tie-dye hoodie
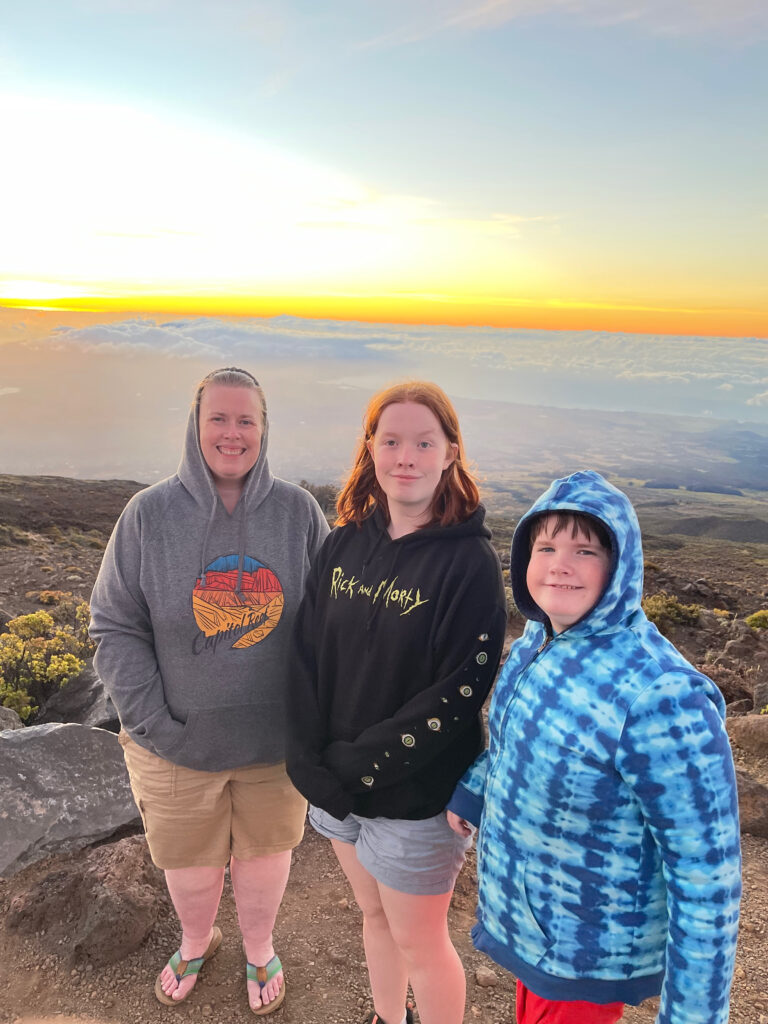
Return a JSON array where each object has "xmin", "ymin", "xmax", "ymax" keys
[{"xmin": 448, "ymin": 471, "xmax": 741, "ymax": 1023}]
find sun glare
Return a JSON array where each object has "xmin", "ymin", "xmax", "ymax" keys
[
  {"xmin": 1, "ymin": 94, "xmax": 765, "ymax": 338},
  {"xmin": 0, "ymin": 280, "xmax": 91, "ymax": 301},
  {"xmin": 0, "ymin": 94, "xmax": 425, "ymax": 294}
]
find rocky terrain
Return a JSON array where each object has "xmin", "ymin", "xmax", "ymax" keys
[{"xmin": 1, "ymin": 474, "xmax": 768, "ymax": 1024}]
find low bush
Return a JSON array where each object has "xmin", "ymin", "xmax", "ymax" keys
[
  {"xmin": 0, "ymin": 604, "xmax": 94, "ymax": 721},
  {"xmin": 299, "ymin": 480, "xmax": 339, "ymax": 514},
  {"xmin": 0, "ymin": 524, "xmax": 31, "ymax": 547},
  {"xmin": 745, "ymin": 610, "xmax": 768, "ymax": 630},
  {"xmin": 36, "ymin": 589, "xmax": 71, "ymax": 605},
  {"xmin": 642, "ymin": 592, "xmax": 701, "ymax": 634}
]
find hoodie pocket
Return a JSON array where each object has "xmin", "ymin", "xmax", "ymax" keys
[
  {"xmin": 509, "ymin": 856, "xmax": 553, "ymax": 966},
  {"xmin": 165, "ymin": 702, "xmax": 284, "ymax": 771}
]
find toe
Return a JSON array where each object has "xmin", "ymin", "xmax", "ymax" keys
[
  {"xmin": 263, "ymin": 973, "xmax": 283, "ymax": 1004},
  {"xmin": 173, "ymin": 975, "xmax": 197, "ymax": 1001},
  {"xmin": 247, "ymin": 972, "xmax": 283, "ymax": 1010},
  {"xmin": 247, "ymin": 979, "xmax": 263, "ymax": 1010},
  {"xmin": 160, "ymin": 965, "xmax": 178, "ymax": 997}
]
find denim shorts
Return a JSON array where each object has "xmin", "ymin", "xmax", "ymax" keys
[{"xmin": 309, "ymin": 805, "xmax": 473, "ymax": 896}]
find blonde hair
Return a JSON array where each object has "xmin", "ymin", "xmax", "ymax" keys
[{"xmin": 193, "ymin": 367, "xmax": 266, "ymax": 428}]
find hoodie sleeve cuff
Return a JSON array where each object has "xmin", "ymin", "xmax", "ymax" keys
[
  {"xmin": 446, "ymin": 783, "xmax": 483, "ymax": 827},
  {"xmin": 130, "ymin": 706, "xmax": 186, "ymax": 758},
  {"xmin": 311, "ymin": 789, "xmax": 354, "ymax": 822}
]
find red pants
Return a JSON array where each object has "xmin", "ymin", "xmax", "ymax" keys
[{"xmin": 516, "ymin": 980, "xmax": 625, "ymax": 1023}]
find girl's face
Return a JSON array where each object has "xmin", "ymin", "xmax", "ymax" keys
[
  {"xmin": 198, "ymin": 383, "xmax": 263, "ymax": 487},
  {"xmin": 367, "ymin": 401, "xmax": 457, "ymax": 527}
]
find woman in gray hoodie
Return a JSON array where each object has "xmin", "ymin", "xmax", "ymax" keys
[{"xmin": 90, "ymin": 367, "xmax": 328, "ymax": 1014}]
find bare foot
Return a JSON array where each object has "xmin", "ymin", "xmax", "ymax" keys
[
  {"xmin": 245, "ymin": 945, "xmax": 284, "ymax": 1012},
  {"xmin": 158, "ymin": 928, "xmax": 218, "ymax": 1003}
]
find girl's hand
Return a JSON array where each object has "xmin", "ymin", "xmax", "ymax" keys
[{"xmin": 447, "ymin": 810, "xmax": 474, "ymax": 837}]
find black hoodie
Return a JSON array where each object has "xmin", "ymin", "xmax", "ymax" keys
[{"xmin": 286, "ymin": 506, "xmax": 506, "ymax": 820}]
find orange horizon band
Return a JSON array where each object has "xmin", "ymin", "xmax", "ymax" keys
[{"xmin": 1, "ymin": 294, "xmax": 765, "ymax": 339}]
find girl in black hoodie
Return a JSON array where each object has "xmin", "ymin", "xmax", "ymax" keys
[{"xmin": 287, "ymin": 381, "xmax": 506, "ymax": 1024}]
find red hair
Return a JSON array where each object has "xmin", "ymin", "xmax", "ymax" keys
[{"xmin": 335, "ymin": 381, "xmax": 480, "ymax": 529}]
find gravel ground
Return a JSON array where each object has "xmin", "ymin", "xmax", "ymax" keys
[{"xmin": 1, "ymin": 826, "xmax": 767, "ymax": 1024}]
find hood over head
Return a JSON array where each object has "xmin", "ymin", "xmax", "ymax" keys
[
  {"xmin": 177, "ymin": 381, "xmax": 274, "ymax": 512},
  {"xmin": 511, "ymin": 470, "xmax": 643, "ymax": 635},
  {"xmin": 176, "ymin": 373, "xmax": 275, "ymax": 592}
]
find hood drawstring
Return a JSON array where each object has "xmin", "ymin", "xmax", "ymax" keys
[
  {"xmin": 198, "ymin": 498, "xmax": 218, "ymax": 587},
  {"xmin": 235, "ymin": 505, "xmax": 248, "ymax": 599}
]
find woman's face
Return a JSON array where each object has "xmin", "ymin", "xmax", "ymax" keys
[{"xmin": 198, "ymin": 383, "xmax": 263, "ymax": 487}]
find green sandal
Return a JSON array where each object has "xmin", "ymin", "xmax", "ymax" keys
[
  {"xmin": 246, "ymin": 953, "xmax": 286, "ymax": 1016},
  {"xmin": 154, "ymin": 926, "xmax": 222, "ymax": 1006}
]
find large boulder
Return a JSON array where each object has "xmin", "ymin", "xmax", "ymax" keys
[
  {"xmin": 726, "ymin": 714, "xmax": 768, "ymax": 758},
  {"xmin": 37, "ymin": 662, "xmax": 119, "ymax": 731},
  {"xmin": 735, "ymin": 769, "xmax": 768, "ymax": 838},
  {"xmin": 721, "ymin": 633, "xmax": 760, "ymax": 661},
  {"xmin": 0, "ymin": 706, "xmax": 24, "ymax": 731},
  {"xmin": 0, "ymin": 722, "xmax": 140, "ymax": 877},
  {"xmin": 6, "ymin": 834, "xmax": 169, "ymax": 965}
]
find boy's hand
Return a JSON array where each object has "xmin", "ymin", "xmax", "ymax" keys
[{"xmin": 447, "ymin": 810, "xmax": 474, "ymax": 837}]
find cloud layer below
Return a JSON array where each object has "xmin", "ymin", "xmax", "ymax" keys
[{"xmin": 42, "ymin": 314, "xmax": 768, "ymax": 422}]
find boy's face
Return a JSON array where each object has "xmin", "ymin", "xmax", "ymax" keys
[{"xmin": 526, "ymin": 515, "xmax": 612, "ymax": 634}]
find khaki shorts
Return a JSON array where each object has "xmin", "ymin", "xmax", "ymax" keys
[{"xmin": 119, "ymin": 732, "xmax": 307, "ymax": 869}]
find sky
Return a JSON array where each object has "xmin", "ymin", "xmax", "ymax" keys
[{"xmin": 1, "ymin": 0, "xmax": 766, "ymax": 336}]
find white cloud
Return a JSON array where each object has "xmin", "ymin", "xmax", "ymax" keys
[
  {"xmin": 0, "ymin": 387, "xmax": 20, "ymax": 397},
  {"xmin": 41, "ymin": 317, "xmax": 768, "ymax": 398},
  {"xmin": 46, "ymin": 316, "xmax": 398, "ymax": 363},
  {"xmin": 746, "ymin": 390, "xmax": 768, "ymax": 406},
  {"xmin": 49, "ymin": 320, "xmax": 222, "ymax": 360}
]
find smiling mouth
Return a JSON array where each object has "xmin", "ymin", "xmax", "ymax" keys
[
  {"xmin": 218, "ymin": 446, "xmax": 245, "ymax": 456},
  {"xmin": 547, "ymin": 584, "xmax": 582, "ymax": 590}
]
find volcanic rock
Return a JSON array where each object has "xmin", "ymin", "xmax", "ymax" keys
[
  {"xmin": 6, "ymin": 835, "xmax": 168, "ymax": 965},
  {"xmin": 37, "ymin": 661, "xmax": 119, "ymax": 731},
  {"xmin": 727, "ymin": 715, "xmax": 768, "ymax": 758},
  {"xmin": 0, "ymin": 722, "xmax": 139, "ymax": 876},
  {"xmin": 735, "ymin": 769, "xmax": 768, "ymax": 838}
]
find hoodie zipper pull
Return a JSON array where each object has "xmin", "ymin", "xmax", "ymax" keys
[{"xmin": 537, "ymin": 634, "xmax": 552, "ymax": 654}]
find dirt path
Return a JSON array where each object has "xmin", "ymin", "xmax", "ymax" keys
[{"xmin": 2, "ymin": 828, "xmax": 767, "ymax": 1024}]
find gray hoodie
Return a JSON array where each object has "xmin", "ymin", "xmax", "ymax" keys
[{"xmin": 89, "ymin": 401, "xmax": 329, "ymax": 771}]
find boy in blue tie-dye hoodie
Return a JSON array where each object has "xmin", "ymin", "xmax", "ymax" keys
[{"xmin": 448, "ymin": 471, "xmax": 741, "ymax": 1024}]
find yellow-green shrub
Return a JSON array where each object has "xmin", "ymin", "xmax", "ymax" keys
[
  {"xmin": 746, "ymin": 610, "xmax": 768, "ymax": 630},
  {"xmin": 642, "ymin": 592, "xmax": 701, "ymax": 635},
  {"xmin": 36, "ymin": 589, "xmax": 71, "ymax": 605},
  {"xmin": 0, "ymin": 605, "xmax": 94, "ymax": 722}
]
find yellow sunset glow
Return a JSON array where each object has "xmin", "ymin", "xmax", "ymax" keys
[{"xmin": 1, "ymin": 91, "xmax": 765, "ymax": 338}]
